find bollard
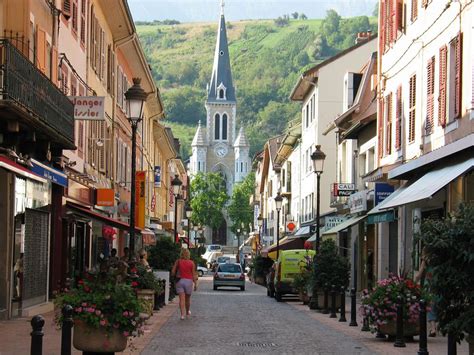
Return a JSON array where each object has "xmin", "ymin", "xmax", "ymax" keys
[
  {"xmin": 447, "ymin": 333, "xmax": 457, "ymax": 355},
  {"xmin": 330, "ymin": 284, "xmax": 337, "ymax": 318},
  {"xmin": 394, "ymin": 295, "xmax": 406, "ymax": 347},
  {"xmin": 361, "ymin": 314, "xmax": 370, "ymax": 331},
  {"xmin": 349, "ymin": 288, "xmax": 358, "ymax": 326},
  {"xmin": 339, "ymin": 286, "xmax": 346, "ymax": 322},
  {"xmin": 418, "ymin": 299, "xmax": 429, "ymax": 355},
  {"xmin": 61, "ymin": 305, "xmax": 73, "ymax": 355},
  {"xmin": 30, "ymin": 315, "xmax": 45, "ymax": 355},
  {"xmin": 322, "ymin": 283, "xmax": 329, "ymax": 314}
]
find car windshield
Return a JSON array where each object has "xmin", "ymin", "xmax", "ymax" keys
[
  {"xmin": 218, "ymin": 264, "xmax": 241, "ymax": 273},
  {"xmin": 217, "ymin": 257, "xmax": 230, "ymax": 263},
  {"xmin": 209, "ymin": 245, "xmax": 220, "ymax": 250}
]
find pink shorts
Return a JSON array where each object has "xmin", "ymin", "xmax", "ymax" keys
[{"xmin": 176, "ymin": 279, "xmax": 193, "ymax": 295}]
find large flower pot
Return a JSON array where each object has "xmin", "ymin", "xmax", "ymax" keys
[
  {"xmin": 378, "ymin": 319, "xmax": 420, "ymax": 337},
  {"xmin": 137, "ymin": 289, "xmax": 155, "ymax": 317},
  {"xmin": 73, "ymin": 320, "xmax": 127, "ymax": 353}
]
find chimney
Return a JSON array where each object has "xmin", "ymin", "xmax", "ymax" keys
[{"xmin": 355, "ymin": 31, "xmax": 372, "ymax": 44}]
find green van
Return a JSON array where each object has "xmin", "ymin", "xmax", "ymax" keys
[{"xmin": 273, "ymin": 249, "xmax": 315, "ymax": 302}]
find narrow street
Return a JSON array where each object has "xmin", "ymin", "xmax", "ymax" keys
[{"xmin": 143, "ymin": 276, "xmax": 371, "ymax": 355}]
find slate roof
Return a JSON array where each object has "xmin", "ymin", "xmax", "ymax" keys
[
  {"xmin": 191, "ymin": 121, "xmax": 207, "ymax": 146},
  {"xmin": 234, "ymin": 127, "xmax": 250, "ymax": 147}
]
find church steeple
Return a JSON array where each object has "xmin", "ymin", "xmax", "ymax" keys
[{"xmin": 207, "ymin": 1, "xmax": 235, "ymax": 103}]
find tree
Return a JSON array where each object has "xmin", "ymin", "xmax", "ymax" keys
[
  {"xmin": 147, "ymin": 237, "xmax": 181, "ymax": 271},
  {"xmin": 291, "ymin": 12, "xmax": 299, "ymax": 19},
  {"xmin": 299, "ymin": 13, "xmax": 307, "ymax": 20},
  {"xmin": 228, "ymin": 172, "xmax": 255, "ymax": 233},
  {"xmin": 189, "ymin": 172, "xmax": 228, "ymax": 238}
]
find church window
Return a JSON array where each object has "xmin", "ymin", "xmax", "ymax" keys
[
  {"xmin": 219, "ymin": 89, "xmax": 224, "ymax": 99},
  {"xmin": 214, "ymin": 113, "xmax": 220, "ymax": 140},
  {"xmin": 198, "ymin": 161, "xmax": 201, "ymax": 171},
  {"xmin": 236, "ymin": 162, "xmax": 238, "ymax": 172},
  {"xmin": 222, "ymin": 114, "xmax": 228, "ymax": 140},
  {"xmin": 241, "ymin": 162, "xmax": 243, "ymax": 172},
  {"xmin": 245, "ymin": 162, "xmax": 248, "ymax": 172}
]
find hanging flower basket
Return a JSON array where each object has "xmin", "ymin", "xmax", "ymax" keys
[{"xmin": 102, "ymin": 226, "xmax": 116, "ymax": 242}]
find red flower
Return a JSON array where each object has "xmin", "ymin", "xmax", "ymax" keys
[
  {"xmin": 406, "ymin": 280, "xmax": 414, "ymax": 288},
  {"xmin": 78, "ymin": 279, "xmax": 84, "ymax": 285},
  {"xmin": 84, "ymin": 286, "xmax": 91, "ymax": 292},
  {"xmin": 131, "ymin": 281, "xmax": 139, "ymax": 287}
]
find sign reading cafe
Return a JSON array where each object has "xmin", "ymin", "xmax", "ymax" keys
[{"xmin": 70, "ymin": 96, "xmax": 105, "ymax": 120}]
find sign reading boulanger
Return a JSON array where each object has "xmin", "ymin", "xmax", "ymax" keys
[{"xmin": 70, "ymin": 96, "xmax": 105, "ymax": 120}]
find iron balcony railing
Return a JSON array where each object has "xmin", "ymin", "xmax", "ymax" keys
[{"xmin": 0, "ymin": 39, "xmax": 74, "ymax": 147}]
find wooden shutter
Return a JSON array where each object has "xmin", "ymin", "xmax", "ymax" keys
[
  {"xmin": 438, "ymin": 45, "xmax": 447, "ymax": 127},
  {"xmin": 409, "ymin": 74, "xmax": 416, "ymax": 142},
  {"xmin": 98, "ymin": 121, "xmax": 105, "ymax": 173},
  {"xmin": 72, "ymin": 0, "xmax": 78, "ymax": 33},
  {"xmin": 378, "ymin": 99, "xmax": 384, "ymax": 159},
  {"xmin": 390, "ymin": 0, "xmax": 397, "ymax": 42},
  {"xmin": 36, "ymin": 26, "xmax": 46, "ymax": 74},
  {"xmin": 395, "ymin": 85, "xmax": 402, "ymax": 150},
  {"xmin": 380, "ymin": 0, "xmax": 386, "ymax": 53},
  {"xmin": 454, "ymin": 32, "xmax": 462, "ymax": 118},
  {"xmin": 426, "ymin": 56, "xmax": 435, "ymax": 133},
  {"xmin": 62, "ymin": 0, "xmax": 72, "ymax": 18},
  {"xmin": 100, "ymin": 29, "xmax": 106, "ymax": 81},
  {"xmin": 80, "ymin": 0, "xmax": 86, "ymax": 44},
  {"xmin": 386, "ymin": 94, "xmax": 393, "ymax": 155},
  {"xmin": 51, "ymin": 46, "xmax": 58, "ymax": 86},
  {"xmin": 395, "ymin": 0, "xmax": 403, "ymax": 35},
  {"xmin": 90, "ymin": 10, "xmax": 96, "ymax": 69},
  {"xmin": 386, "ymin": 0, "xmax": 392, "ymax": 47},
  {"xmin": 422, "ymin": 0, "xmax": 429, "ymax": 8},
  {"xmin": 411, "ymin": 0, "xmax": 418, "ymax": 22}
]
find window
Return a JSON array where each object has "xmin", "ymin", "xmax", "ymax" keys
[
  {"xmin": 439, "ymin": 45, "xmax": 447, "ymax": 127},
  {"xmin": 426, "ymin": 56, "xmax": 435, "ymax": 134},
  {"xmin": 449, "ymin": 33, "xmax": 462, "ymax": 120},
  {"xmin": 395, "ymin": 86, "xmax": 402, "ymax": 150},
  {"xmin": 219, "ymin": 89, "xmax": 224, "ymax": 99},
  {"xmin": 222, "ymin": 114, "xmax": 228, "ymax": 140},
  {"xmin": 380, "ymin": 0, "xmax": 403, "ymax": 52},
  {"xmin": 409, "ymin": 74, "xmax": 416, "ymax": 143},
  {"xmin": 411, "ymin": 0, "xmax": 418, "ymax": 22},
  {"xmin": 241, "ymin": 162, "xmax": 243, "ymax": 172},
  {"xmin": 305, "ymin": 104, "xmax": 309, "ymax": 127},
  {"xmin": 107, "ymin": 45, "xmax": 115, "ymax": 95},
  {"xmin": 62, "ymin": 0, "xmax": 72, "ymax": 18},
  {"xmin": 71, "ymin": 0, "xmax": 78, "ymax": 34},
  {"xmin": 80, "ymin": 0, "xmax": 86, "ymax": 44},
  {"xmin": 385, "ymin": 93, "xmax": 392, "ymax": 155},
  {"xmin": 214, "ymin": 114, "xmax": 220, "ymax": 140}
]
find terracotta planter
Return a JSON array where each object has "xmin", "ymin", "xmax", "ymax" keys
[
  {"xmin": 378, "ymin": 319, "xmax": 420, "ymax": 337},
  {"xmin": 73, "ymin": 320, "xmax": 127, "ymax": 353},
  {"xmin": 137, "ymin": 289, "xmax": 155, "ymax": 317}
]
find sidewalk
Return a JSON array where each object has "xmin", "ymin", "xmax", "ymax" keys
[
  {"xmin": 287, "ymin": 296, "xmax": 471, "ymax": 355},
  {"xmin": 0, "ymin": 300, "xmax": 178, "ymax": 355}
]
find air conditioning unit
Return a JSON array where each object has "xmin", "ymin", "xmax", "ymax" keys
[{"xmin": 343, "ymin": 72, "xmax": 363, "ymax": 110}]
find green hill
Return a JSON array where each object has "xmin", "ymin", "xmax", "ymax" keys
[{"xmin": 137, "ymin": 12, "xmax": 377, "ymax": 158}]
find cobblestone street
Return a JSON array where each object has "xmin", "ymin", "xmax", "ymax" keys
[{"xmin": 144, "ymin": 276, "xmax": 372, "ymax": 355}]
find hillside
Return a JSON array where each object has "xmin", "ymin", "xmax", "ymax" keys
[{"xmin": 136, "ymin": 12, "xmax": 377, "ymax": 158}]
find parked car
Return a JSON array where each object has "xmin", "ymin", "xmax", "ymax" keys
[
  {"xmin": 204, "ymin": 251, "xmax": 224, "ymax": 268},
  {"xmin": 273, "ymin": 249, "xmax": 315, "ymax": 302},
  {"xmin": 213, "ymin": 263, "xmax": 245, "ymax": 291},
  {"xmin": 196, "ymin": 266, "xmax": 207, "ymax": 277}
]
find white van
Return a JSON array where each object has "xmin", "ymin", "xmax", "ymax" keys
[{"xmin": 202, "ymin": 244, "xmax": 223, "ymax": 261}]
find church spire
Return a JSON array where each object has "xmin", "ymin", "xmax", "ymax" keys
[
  {"xmin": 191, "ymin": 121, "xmax": 207, "ymax": 146},
  {"xmin": 207, "ymin": 1, "xmax": 235, "ymax": 103}
]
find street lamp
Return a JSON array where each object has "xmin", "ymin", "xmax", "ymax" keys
[
  {"xmin": 125, "ymin": 78, "xmax": 148, "ymax": 259},
  {"xmin": 274, "ymin": 192, "xmax": 283, "ymax": 260},
  {"xmin": 171, "ymin": 174, "xmax": 183, "ymax": 244},
  {"xmin": 185, "ymin": 205, "xmax": 193, "ymax": 247},
  {"xmin": 309, "ymin": 144, "xmax": 326, "ymax": 310}
]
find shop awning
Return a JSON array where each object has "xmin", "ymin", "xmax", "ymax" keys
[
  {"xmin": 0, "ymin": 156, "xmax": 47, "ymax": 183},
  {"xmin": 67, "ymin": 202, "xmax": 141, "ymax": 233},
  {"xmin": 382, "ymin": 157, "xmax": 474, "ymax": 209},
  {"xmin": 261, "ymin": 237, "xmax": 305, "ymax": 260},
  {"xmin": 319, "ymin": 215, "xmax": 367, "ymax": 237},
  {"xmin": 142, "ymin": 228, "xmax": 156, "ymax": 246},
  {"xmin": 288, "ymin": 226, "xmax": 310, "ymax": 239}
]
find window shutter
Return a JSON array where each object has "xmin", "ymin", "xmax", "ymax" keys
[
  {"xmin": 62, "ymin": 0, "xmax": 72, "ymax": 19},
  {"xmin": 409, "ymin": 74, "xmax": 416, "ymax": 142},
  {"xmin": 80, "ymin": 0, "xmax": 86, "ymax": 44},
  {"xmin": 100, "ymin": 30, "xmax": 106, "ymax": 81},
  {"xmin": 98, "ymin": 121, "xmax": 105, "ymax": 173},
  {"xmin": 454, "ymin": 32, "xmax": 462, "ymax": 118},
  {"xmin": 386, "ymin": 93, "xmax": 392, "ymax": 155},
  {"xmin": 426, "ymin": 56, "xmax": 435, "ymax": 133},
  {"xmin": 422, "ymin": 0, "xmax": 429, "ymax": 8},
  {"xmin": 380, "ymin": 0, "xmax": 386, "ymax": 53},
  {"xmin": 395, "ymin": 0, "xmax": 403, "ymax": 34},
  {"xmin": 378, "ymin": 99, "xmax": 384, "ymax": 159},
  {"xmin": 36, "ymin": 26, "xmax": 46, "ymax": 74},
  {"xmin": 438, "ymin": 45, "xmax": 447, "ymax": 127},
  {"xmin": 386, "ymin": 0, "xmax": 392, "ymax": 47},
  {"xmin": 411, "ymin": 0, "xmax": 418, "ymax": 22},
  {"xmin": 51, "ymin": 46, "xmax": 58, "ymax": 86},
  {"xmin": 390, "ymin": 0, "xmax": 397, "ymax": 42},
  {"xmin": 395, "ymin": 85, "xmax": 402, "ymax": 150}
]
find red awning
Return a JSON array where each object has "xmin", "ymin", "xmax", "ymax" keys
[
  {"xmin": 0, "ymin": 156, "xmax": 47, "ymax": 183},
  {"xmin": 66, "ymin": 202, "xmax": 141, "ymax": 233},
  {"xmin": 261, "ymin": 237, "xmax": 305, "ymax": 256}
]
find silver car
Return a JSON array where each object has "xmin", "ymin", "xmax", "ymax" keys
[{"xmin": 213, "ymin": 263, "xmax": 245, "ymax": 291}]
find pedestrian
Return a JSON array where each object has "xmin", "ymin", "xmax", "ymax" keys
[
  {"xmin": 171, "ymin": 249, "xmax": 198, "ymax": 320},
  {"xmin": 109, "ymin": 248, "xmax": 119, "ymax": 266},
  {"xmin": 415, "ymin": 247, "xmax": 438, "ymax": 337},
  {"xmin": 138, "ymin": 249, "xmax": 151, "ymax": 269},
  {"xmin": 121, "ymin": 247, "xmax": 130, "ymax": 261}
]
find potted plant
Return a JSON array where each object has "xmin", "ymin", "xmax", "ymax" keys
[
  {"xmin": 55, "ymin": 268, "xmax": 144, "ymax": 353},
  {"xmin": 131, "ymin": 264, "xmax": 163, "ymax": 317},
  {"xmin": 251, "ymin": 255, "xmax": 273, "ymax": 286},
  {"xmin": 310, "ymin": 239, "xmax": 350, "ymax": 308},
  {"xmin": 361, "ymin": 274, "xmax": 429, "ymax": 338},
  {"xmin": 293, "ymin": 271, "xmax": 311, "ymax": 305}
]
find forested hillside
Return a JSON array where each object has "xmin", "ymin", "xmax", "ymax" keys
[{"xmin": 136, "ymin": 11, "xmax": 377, "ymax": 158}]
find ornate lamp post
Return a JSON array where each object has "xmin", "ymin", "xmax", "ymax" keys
[
  {"xmin": 309, "ymin": 145, "xmax": 326, "ymax": 310},
  {"xmin": 185, "ymin": 205, "xmax": 193, "ymax": 247},
  {"xmin": 124, "ymin": 78, "xmax": 148, "ymax": 258},
  {"xmin": 274, "ymin": 192, "xmax": 283, "ymax": 260},
  {"xmin": 171, "ymin": 175, "xmax": 183, "ymax": 244}
]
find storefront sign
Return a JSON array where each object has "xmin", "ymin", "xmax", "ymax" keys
[
  {"xmin": 70, "ymin": 96, "xmax": 105, "ymax": 120},
  {"xmin": 67, "ymin": 180, "xmax": 92, "ymax": 205},
  {"xmin": 286, "ymin": 221, "xmax": 296, "ymax": 233},
  {"xmin": 349, "ymin": 190, "xmax": 367, "ymax": 214},
  {"xmin": 332, "ymin": 183, "xmax": 356, "ymax": 197},
  {"xmin": 367, "ymin": 211, "xmax": 395, "ymax": 224},
  {"xmin": 375, "ymin": 183, "xmax": 395, "ymax": 205},
  {"xmin": 154, "ymin": 166, "xmax": 161, "ymax": 187},
  {"xmin": 96, "ymin": 188, "xmax": 114, "ymax": 207},
  {"xmin": 150, "ymin": 194, "xmax": 156, "ymax": 212},
  {"xmin": 324, "ymin": 216, "xmax": 349, "ymax": 231},
  {"xmin": 135, "ymin": 171, "xmax": 146, "ymax": 229},
  {"xmin": 117, "ymin": 201, "xmax": 130, "ymax": 216},
  {"xmin": 30, "ymin": 159, "xmax": 68, "ymax": 187}
]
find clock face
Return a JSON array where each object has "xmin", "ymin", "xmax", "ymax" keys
[{"xmin": 214, "ymin": 145, "xmax": 228, "ymax": 157}]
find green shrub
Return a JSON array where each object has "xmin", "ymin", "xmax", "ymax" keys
[
  {"xmin": 311, "ymin": 239, "xmax": 350, "ymax": 290},
  {"xmin": 147, "ymin": 237, "xmax": 181, "ymax": 271}
]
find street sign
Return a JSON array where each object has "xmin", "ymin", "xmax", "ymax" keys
[
  {"xmin": 332, "ymin": 183, "xmax": 356, "ymax": 197},
  {"xmin": 374, "ymin": 183, "xmax": 394, "ymax": 205},
  {"xmin": 286, "ymin": 221, "xmax": 296, "ymax": 233}
]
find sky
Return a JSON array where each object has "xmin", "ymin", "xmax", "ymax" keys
[{"xmin": 128, "ymin": 0, "xmax": 378, "ymax": 23}]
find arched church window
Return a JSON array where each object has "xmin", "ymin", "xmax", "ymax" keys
[
  {"xmin": 222, "ymin": 114, "xmax": 228, "ymax": 140},
  {"xmin": 241, "ymin": 162, "xmax": 243, "ymax": 172},
  {"xmin": 198, "ymin": 161, "xmax": 201, "ymax": 171},
  {"xmin": 236, "ymin": 162, "xmax": 238, "ymax": 172},
  {"xmin": 214, "ymin": 114, "xmax": 220, "ymax": 140},
  {"xmin": 219, "ymin": 89, "xmax": 224, "ymax": 99}
]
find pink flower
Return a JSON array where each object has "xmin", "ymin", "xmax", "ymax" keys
[
  {"xmin": 81, "ymin": 302, "xmax": 87, "ymax": 307},
  {"xmin": 129, "ymin": 312, "xmax": 134, "ymax": 317},
  {"xmin": 123, "ymin": 311, "xmax": 129, "ymax": 317},
  {"xmin": 95, "ymin": 310, "xmax": 101, "ymax": 316},
  {"xmin": 123, "ymin": 331, "xmax": 129, "ymax": 337},
  {"xmin": 100, "ymin": 319, "xmax": 107, "ymax": 326},
  {"xmin": 75, "ymin": 307, "xmax": 82, "ymax": 313}
]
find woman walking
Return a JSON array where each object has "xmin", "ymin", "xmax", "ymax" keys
[{"xmin": 172, "ymin": 249, "xmax": 198, "ymax": 320}]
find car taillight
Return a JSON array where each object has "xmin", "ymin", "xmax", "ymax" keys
[
  {"xmin": 239, "ymin": 274, "xmax": 245, "ymax": 280},
  {"xmin": 277, "ymin": 263, "xmax": 281, "ymax": 282}
]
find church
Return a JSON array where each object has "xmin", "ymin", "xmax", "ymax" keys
[{"xmin": 189, "ymin": 1, "xmax": 251, "ymax": 246}]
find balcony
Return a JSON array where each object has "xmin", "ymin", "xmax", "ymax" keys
[{"xmin": 0, "ymin": 39, "xmax": 74, "ymax": 149}]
